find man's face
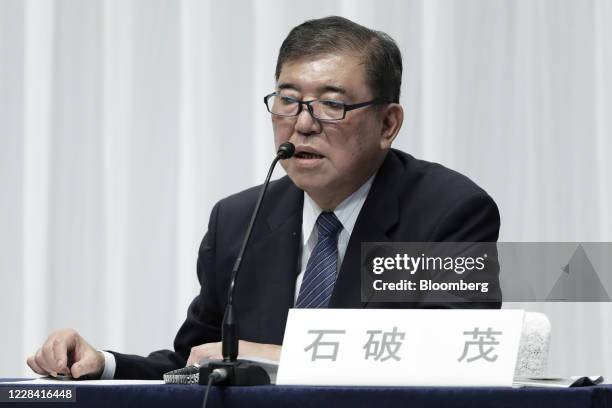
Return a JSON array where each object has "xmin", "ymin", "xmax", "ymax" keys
[{"xmin": 273, "ymin": 53, "xmax": 389, "ymax": 208}]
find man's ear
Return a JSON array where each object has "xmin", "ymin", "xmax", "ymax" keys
[{"xmin": 379, "ymin": 103, "xmax": 404, "ymax": 150}]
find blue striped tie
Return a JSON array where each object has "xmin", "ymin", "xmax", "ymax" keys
[{"xmin": 295, "ymin": 211, "xmax": 343, "ymax": 308}]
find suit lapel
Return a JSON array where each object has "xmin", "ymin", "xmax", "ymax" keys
[
  {"xmin": 242, "ymin": 150, "xmax": 404, "ymax": 334},
  {"xmin": 243, "ymin": 179, "xmax": 303, "ymax": 342},
  {"xmin": 330, "ymin": 152, "xmax": 402, "ymax": 308}
]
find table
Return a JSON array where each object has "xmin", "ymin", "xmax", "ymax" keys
[{"xmin": 2, "ymin": 379, "xmax": 612, "ymax": 408}]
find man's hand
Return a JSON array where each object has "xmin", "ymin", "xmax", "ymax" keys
[
  {"xmin": 26, "ymin": 329, "xmax": 105, "ymax": 379},
  {"xmin": 187, "ymin": 340, "xmax": 281, "ymax": 366}
]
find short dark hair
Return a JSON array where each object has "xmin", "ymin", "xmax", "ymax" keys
[{"xmin": 275, "ymin": 16, "xmax": 403, "ymax": 104}]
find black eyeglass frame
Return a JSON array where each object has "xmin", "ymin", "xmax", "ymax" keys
[{"xmin": 263, "ymin": 92, "xmax": 386, "ymax": 121}]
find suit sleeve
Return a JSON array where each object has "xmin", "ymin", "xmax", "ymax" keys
[
  {"xmin": 430, "ymin": 192, "xmax": 500, "ymax": 242},
  {"xmin": 424, "ymin": 192, "xmax": 502, "ymax": 309},
  {"xmin": 108, "ymin": 202, "xmax": 224, "ymax": 379}
]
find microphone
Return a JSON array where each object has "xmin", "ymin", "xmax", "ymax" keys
[
  {"xmin": 276, "ymin": 142, "xmax": 295, "ymax": 160},
  {"xmin": 199, "ymin": 142, "xmax": 295, "ymax": 386}
]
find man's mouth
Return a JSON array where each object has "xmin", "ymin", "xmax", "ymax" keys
[{"xmin": 294, "ymin": 152, "xmax": 325, "ymax": 159}]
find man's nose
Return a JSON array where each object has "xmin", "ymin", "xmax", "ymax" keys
[{"xmin": 294, "ymin": 106, "xmax": 321, "ymax": 135}]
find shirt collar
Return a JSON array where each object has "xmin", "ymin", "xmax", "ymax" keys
[{"xmin": 302, "ymin": 174, "xmax": 376, "ymax": 243}]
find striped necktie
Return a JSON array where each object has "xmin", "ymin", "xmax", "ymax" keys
[{"xmin": 295, "ymin": 211, "xmax": 343, "ymax": 308}]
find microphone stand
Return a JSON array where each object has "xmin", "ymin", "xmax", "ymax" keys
[{"xmin": 198, "ymin": 142, "xmax": 295, "ymax": 386}]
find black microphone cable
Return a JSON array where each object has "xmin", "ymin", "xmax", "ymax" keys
[{"xmin": 201, "ymin": 368, "xmax": 228, "ymax": 408}]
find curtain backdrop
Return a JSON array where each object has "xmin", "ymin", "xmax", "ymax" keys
[{"xmin": 1, "ymin": 0, "xmax": 611, "ymax": 378}]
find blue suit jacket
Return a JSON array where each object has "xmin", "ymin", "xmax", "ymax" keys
[{"xmin": 109, "ymin": 149, "xmax": 501, "ymax": 379}]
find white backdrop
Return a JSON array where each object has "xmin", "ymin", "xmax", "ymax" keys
[{"xmin": 1, "ymin": 0, "xmax": 611, "ymax": 378}]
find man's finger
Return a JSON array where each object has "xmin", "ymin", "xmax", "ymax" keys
[
  {"xmin": 187, "ymin": 345, "xmax": 207, "ymax": 366},
  {"xmin": 187, "ymin": 343, "xmax": 223, "ymax": 366},
  {"xmin": 26, "ymin": 355, "xmax": 49, "ymax": 376},
  {"xmin": 51, "ymin": 338, "xmax": 69, "ymax": 373},
  {"xmin": 41, "ymin": 341, "xmax": 58, "ymax": 375},
  {"xmin": 186, "ymin": 353, "xmax": 197, "ymax": 366},
  {"xmin": 34, "ymin": 349, "xmax": 55, "ymax": 376},
  {"xmin": 70, "ymin": 361, "xmax": 89, "ymax": 379},
  {"xmin": 70, "ymin": 351, "xmax": 103, "ymax": 379}
]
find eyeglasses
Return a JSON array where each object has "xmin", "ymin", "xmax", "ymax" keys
[{"xmin": 263, "ymin": 92, "xmax": 383, "ymax": 121}]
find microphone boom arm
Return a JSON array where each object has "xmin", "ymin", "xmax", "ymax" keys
[{"xmin": 222, "ymin": 143, "xmax": 294, "ymax": 362}]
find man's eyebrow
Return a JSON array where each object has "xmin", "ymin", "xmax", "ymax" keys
[
  {"xmin": 276, "ymin": 83, "xmax": 348, "ymax": 95},
  {"xmin": 320, "ymin": 85, "xmax": 347, "ymax": 95},
  {"xmin": 277, "ymin": 83, "xmax": 299, "ymax": 91}
]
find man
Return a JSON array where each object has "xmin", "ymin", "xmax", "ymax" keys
[{"xmin": 27, "ymin": 16, "xmax": 500, "ymax": 380}]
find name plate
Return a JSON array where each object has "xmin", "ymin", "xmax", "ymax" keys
[{"xmin": 277, "ymin": 309, "xmax": 524, "ymax": 386}]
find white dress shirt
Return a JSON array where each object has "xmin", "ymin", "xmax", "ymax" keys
[
  {"xmin": 294, "ymin": 175, "xmax": 375, "ymax": 302},
  {"xmin": 101, "ymin": 175, "xmax": 375, "ymax": 379}
]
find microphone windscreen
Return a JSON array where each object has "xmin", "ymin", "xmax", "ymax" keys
[{"xmin": 277, "ymin": 142, "xmax": 295, "ymax": 159}]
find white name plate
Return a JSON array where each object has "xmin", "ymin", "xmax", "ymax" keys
[{"xmin": 277, "ymin": 309, "xmax": 524, "ymax": 387}]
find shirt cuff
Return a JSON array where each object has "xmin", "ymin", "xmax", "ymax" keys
[{"xmin": 99, "ymin": 351, "xmax": 116, "ymax": 379}]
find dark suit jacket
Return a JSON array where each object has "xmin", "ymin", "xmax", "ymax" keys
[{"xmin": 110, "ymin": 149, "xmax": 501, "ymax": 379}]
